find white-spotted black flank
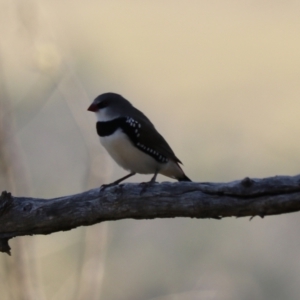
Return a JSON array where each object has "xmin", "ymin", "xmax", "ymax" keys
[
  {"xmin": 124, "ymin": 117, "xmax": 169, "ymax": 163},
  {"xmin": 135, "ymin": 142, "xmax": 168, "ymax": 163},
  {"xmin": 97, "ymin": 116, "xmax": 169, "ymax": 164}
]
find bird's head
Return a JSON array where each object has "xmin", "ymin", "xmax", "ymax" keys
[{"xmin": 88, "ymin": 93, "xmax": 133, "ymax": 121}]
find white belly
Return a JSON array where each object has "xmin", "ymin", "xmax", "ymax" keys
[
  {"xmin": 100, "ymin": 129, "xmax": 160, "ymax": 174},
  {"xmin": 100, "ymin": 129, "xmax": 185, "ymax": 179}
]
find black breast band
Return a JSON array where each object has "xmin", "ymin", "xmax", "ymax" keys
[
  {"xmin": 96, "ymin": 118, "xmax": 126, "ymax": 137},
  {"xmin": 96, "ymin": 117, "xmax": 168, "ymax": 164}
]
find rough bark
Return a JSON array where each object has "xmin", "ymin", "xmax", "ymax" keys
[{"xmin": 1, "ymin": 174, "xmax": 300, "ymax": 255}]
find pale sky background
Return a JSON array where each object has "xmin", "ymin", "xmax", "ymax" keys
[{"xmin": 1, "ymin": 1, "xmax": 300, "ymax": 299}]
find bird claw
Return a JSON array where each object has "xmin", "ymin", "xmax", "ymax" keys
[
  {"xmin": 139, "ymin": 181, "xmax": 156, "ymax": 194},
  {"xmin": 100, "ymin": 182, "xmax": 117, "ymax": 191}
]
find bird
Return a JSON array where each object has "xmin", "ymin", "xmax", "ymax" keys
[{"xmin": 87, "ymin": 92, "xmax": 191, "ymax": 186}]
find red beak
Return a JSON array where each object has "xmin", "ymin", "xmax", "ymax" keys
[{"xmin": 87, "ymin": 103, "xmax": 97, "ymax": 112}]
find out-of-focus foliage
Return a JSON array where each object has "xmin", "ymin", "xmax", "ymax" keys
[{"xmin": 1, "ymin": 1, "xmax": 300, "ymax": 299}]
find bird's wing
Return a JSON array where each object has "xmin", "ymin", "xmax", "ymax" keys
[
  {"xmin": 122, "ymin": 108, "xmax": 182, "ymax": 164},
  {"xmin": 139, "ymin": 121, "xmax": 182, "ymax": 164}
]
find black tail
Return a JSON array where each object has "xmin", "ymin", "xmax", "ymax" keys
[{"xmin": 177, "ymin": 174, "xmax": 192, "ymax": 182}]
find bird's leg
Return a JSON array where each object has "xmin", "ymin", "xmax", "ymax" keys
[
  {"xmin": 140, "ymin": 171, "xmax": 158, "ymax": 194},
  {"xmin": 113, "ymin": 172, "xmax": 136, "ymax": 185},
  {"xmin": 150, "ymin": 172, "xmax": 158, "ymax": 183},
  {"xmin": 101, "ymin": 172, "xmax": 136, "ymax": 190}
]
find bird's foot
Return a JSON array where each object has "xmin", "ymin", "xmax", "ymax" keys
[
  {"xmin": 100, "ymin": 182, "xmax": 118, "ymax": 191},
  {"xmin": 139, "ymin": 180, "xmax": 156, "ymax": 194}
]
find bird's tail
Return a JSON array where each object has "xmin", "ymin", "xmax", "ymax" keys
[{"xmin": 177, "ymin": 174, "xmax": 192, "ymax": 182}]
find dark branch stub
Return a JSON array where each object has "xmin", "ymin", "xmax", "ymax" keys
[
  {"xmin": 0, "ymin": 192, "xmax": 13, "ymax": 255},
  {"xmin": 0, "ymin": 174, "xmax": 300, "ymax": 255},
  {"xmin": 241, "ymin": 177, "xmax": 254, "ymax": 188},
  {"xmin": 0, "ymin": 238, "xmax": 11, "ymax": 255},
  {"xmin": 0, "ymin": 191, "xmax": 13, "ymax": 216}
]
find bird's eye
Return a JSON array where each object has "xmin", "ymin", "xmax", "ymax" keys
[{"xmin": 97, "ymin": 100, "xmax": 109, "ymax": 109}]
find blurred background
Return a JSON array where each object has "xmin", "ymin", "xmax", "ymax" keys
[{"xmin": 1, "ymin": 0, "xmax": 300, "ymax": 299}]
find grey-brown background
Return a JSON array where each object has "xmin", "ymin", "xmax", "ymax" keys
[{"xmin": 1, "ymin": 1, "xmax": 300, "ymax": 299}]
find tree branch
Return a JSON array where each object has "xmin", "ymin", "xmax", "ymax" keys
[{"xmin": 1, "ymin": 174, "xmax": 300, "ymax": 255}]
